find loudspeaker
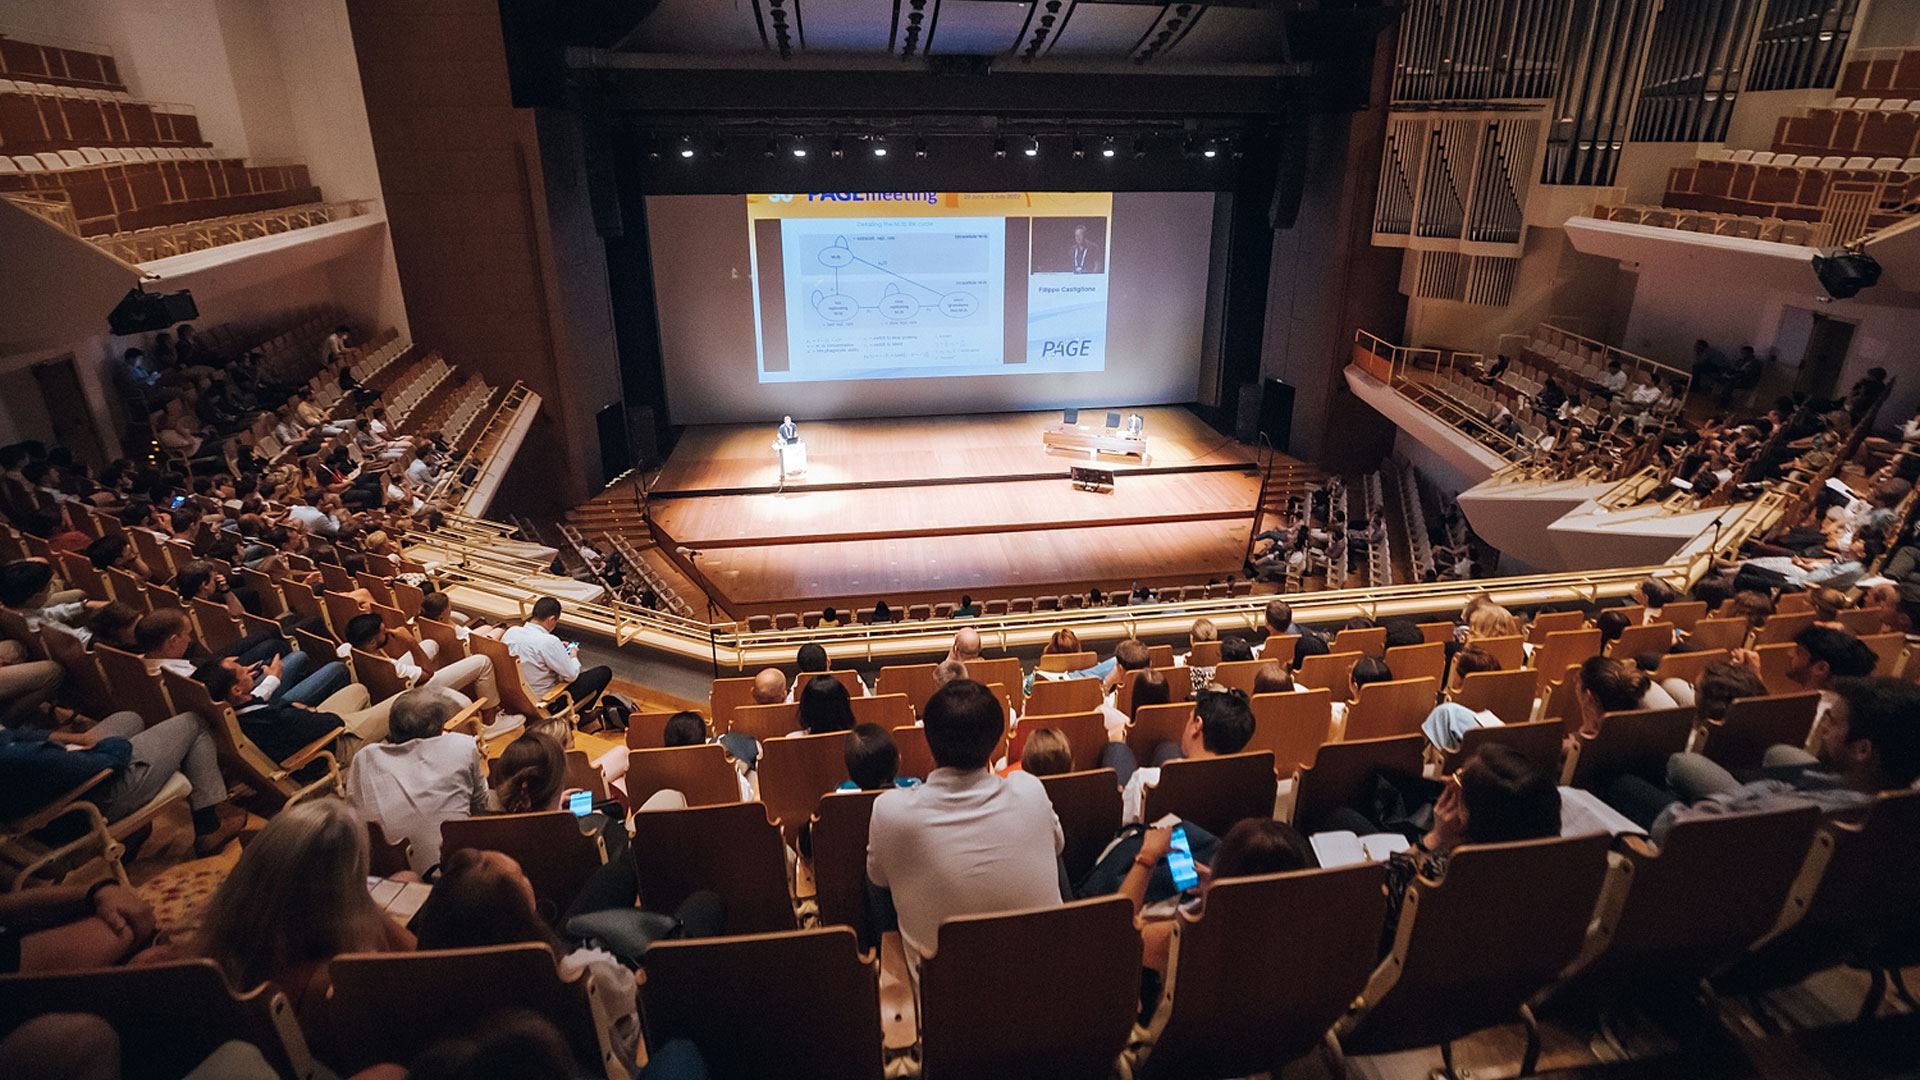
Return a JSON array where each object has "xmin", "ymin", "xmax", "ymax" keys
[
  {"xmin": 1259, "ymin": 378, "xmax": 1296, "ymax": 454},
  {"xmin": 107, "ymin": 288, "xmax": 197, "ymax": 336}
]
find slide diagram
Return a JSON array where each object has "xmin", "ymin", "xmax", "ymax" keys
[{"xmin": 809, "ymin": 236, "xmax": 982, "ymax": 323}]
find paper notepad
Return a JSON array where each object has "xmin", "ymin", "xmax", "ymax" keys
[
  {"xmin": 1310, "ymin": 830, "xmax": 1412, "ymax": 868},
  {"xmin": 1557, "ymin": 787, "xmax": 1648, "ymax": 837},
  {"xmin": 367, "ymin": 876, "xmax": 434, "ymax": 922}
]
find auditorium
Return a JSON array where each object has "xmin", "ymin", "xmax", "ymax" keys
[{"xmin": 3, "ymin": 0, "xmax": 1920, "ymax": 1076}]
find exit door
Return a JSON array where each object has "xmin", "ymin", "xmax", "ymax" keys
[
  {"xmin": 31, "ymin": 356, "xmax": 105, "ymax": 469},
  {"xmin": 1794, "ymin": 314, "xmax": 1855, "ymax": 401}
]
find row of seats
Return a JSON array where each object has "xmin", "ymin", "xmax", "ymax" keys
[
  {"xmin": 1664, "ymin": 158, "xmax": 1918, "ymax": 226},
  {"xmin": 739, "ymin": 582, "xmax": 1260, "ymax": 632},
  {"xmin": 1, "ymin": 145, "xmax": 227, "ymax": 172},
  {"xmin": 0, "ymin": 34, "xmax": 125, "ymax": 93},
  {"xmin": 1829, "ymin": 96, "xmax": 1920, "ymax": 111},
  {"xmin": 1594, "ymin": 203, "xmax": 1819, "ymax": 246},
  {"xmin": 0, "ymin": 154, "xmax": 319, "ymax": 237},
  {"xmin": 1714, "ymin": 148, "xmax": 1920, "ymax": 172},
  {"xmin": 0, "ymin": 85, "xmax": 204, "ymax": 155},
  {"xmin": 1838, "ymin": 48, "xmax": 1920, "ymax": 98},
  {"xmin": 1766, "ymin": 105, "xmax": 1920, "ymax": 161},
  {"xmin": 95, "ymin": 201, "xmax": 348, "ymax": 265}
]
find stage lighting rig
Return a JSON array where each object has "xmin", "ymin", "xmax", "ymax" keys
[
  {"xmin": 871, "ymin": 137, "xmax": 888, "ymax": 157},
  {"xmin": 1102, "ymin": 137, "xmax": 1117, "ymax": 158},
  {"xmin": 1813, "ymin": 244, "xmax": 1881, "ymax": 300},
  {"xmin": 1024, "ymin": 136, "xmax": 1040, "ymax": 157},
  {"xmin": 677, "ymin": 136, "xmax": 694, "ymax": 158}
]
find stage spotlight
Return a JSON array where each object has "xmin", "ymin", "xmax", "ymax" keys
[
  {"xmin": 829, "ymin": 137, "xmax": 844, "ymax": 159},
  {"xmin": 872, "ymin": 137, "xmax": 888, "ymax": 157},
  {"xmin": 1071, "ymin": 137, "xmax": 1085, "ymax": 160},
  {"xmin": 1024, "ymin": 136, "xmax": 1039, "ymax": 157},
  {"xmin": 993, "ymin": 136, "xmax": 1007, "ymax": 158},
  {"xmin": 1202, "ymin": 140, "xmax": 1218, "ymax": 159},
  {"xmin": 792, "ymin": 138, "xmax": 809, "ymax": 159},
  {"xmin": 914, "ymin": 136, "xmax": 928, "ymax": 159},
  {"xmin": 1813, "ymin": 247, "xmax": 1882, "ymax": 299},
  {"xmin": 678, "ymin": 136, "xmax": 694, "ymax": 159},
  {"xmin": 1132, "ymin": 136, "xmax": 1146, "ymax": 159},
  {"xmin": 1101, "ymin": 137, "xmax": 1116, "ymax": 158}
]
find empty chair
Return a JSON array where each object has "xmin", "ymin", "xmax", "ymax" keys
[
  {"xmin": 920, "ymin": 897, "xmax": 1141, "ymax": 1080},
  {"xmin": 1336, "ymin": 833, "xmax": 1614, "ymax": 1077},
  {"xmin": 630, "ymin": 802, "xmax": 795, "ymax": 933},
  {"xmin": 1142, "ymin": 751, "xmax": 1279, "ymax": 837},
  {"xmin": 1130, "ymin": 864, "xmax": 1389, "ymax": 1080},
  {"xmin": 639, "ymin": 927, "xmax": 885, "ymax": 1080},
  {"xmin": 326, "ymin": 944, "xmax": 625, "ymax": 1077}
]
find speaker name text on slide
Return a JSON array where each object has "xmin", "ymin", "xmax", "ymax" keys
[{"xmin": 746, "ymin": 192, "xmax": 1114, "ymax": 385}]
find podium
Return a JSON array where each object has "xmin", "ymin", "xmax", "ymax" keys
[{"xmin": 774, "ymin": 438, "xmax": 808, "ymax": 478}]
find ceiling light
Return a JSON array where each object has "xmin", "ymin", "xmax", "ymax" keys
[
  {"xmin": 1202, "ymin": 139, "xmax": 1218, "ymax": 159},
  {"xmin": 1102, "ymin": 137, "xmax": 1116, "ymax": 158},
  {"xmin": 678, "ymin": 136, "xmax": 694, "ymax": 159},
  {"xmin": 829, "ymin": 137, "xmax": 844, "ymax": 159},
  {"xmin": 872, "ymin": 137, "xmax": 888, "ymax": 157}
]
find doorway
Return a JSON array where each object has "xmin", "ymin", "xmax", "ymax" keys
[
  {"xmin": 30, "ymin": 356, "xmax": 106, "ymax": 469},
  {"xmin": 1794, "ymin": 313, "xmax": 1855, "ymax": 401}
]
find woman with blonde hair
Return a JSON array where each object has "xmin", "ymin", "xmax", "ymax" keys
[
  {"xmin": 1043, "ymin": 628, "xmax": 1082, "ymax": 656},
  {"xmin": 190, "ymin": 798, "xmax": 413, "ymax": 1014},
  {"xmin": 1465, "ymin": 603, "xmax": 1523, "ymax": 642}
]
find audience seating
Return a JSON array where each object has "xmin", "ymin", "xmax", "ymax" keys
[
  {"xmin": 1562, "ymin": 706, "xmax": 1697, "ymax": 791},
  {"xmin": 1608, "ymin": 622, "xmax": 1675, "ymax": 660},
  {"xmin": 874, "ymin": 664, "xmax": 937, "ymax": 716},
  {"xmin": 1291, "ymin": 734, "xmax": 1426, "ymax": 830},
  {"xmin": 1652, "ymin": 647, "xmax": 1729, "ymax": 689},
  {"xmin": 757, "ymin": 731, "xmax": 850, "ymax": 842},
  {"xmin": 1343, "ymin": 676, "xmax": 1440, "ymax": 741},
  {"xmin": 1383, "ymin": 640, "xmax": 1445, "ymax": 687},
  {"xmin": 808, "ymin": 790, "xmax": 885, "ymax": 946},
  {"xmin": 1007, "ymin": 710, "xmax": 1107, "ymax": 771},
  {"xmin": 730, "ymin": 701, "xmax": 800, "ymax": 742},
  {"xmin": 1142, "ymin": 751, "xmax": 1279, "ymax": 837},
  {"xmin": 162, "ymin": 669, "xmax": 341, "ymax": 813},
  {"xmin": 1024, "ymin": 676, "xmax": 1103, "ymax": 716},
  {"xmin": 1124, "ymin": 701, "xmax": 1194, "ymax": 762},
  {"xmin": 1473, "ymin": 634, "xmax": 1527, "ymax": 670},
  {"xmin": 848, "ymin": 693, "xmax": 911, "ymax": 729},
  {"xmin": 1451, "ymin": 668, "xmax": 1538, "ymax": 726},
  {"xmin": 620, "ymin": 744, "xmax": 742, "ymax": 809},
  {"xmin": 1534, "ymin": 629, "xmax": 1604, "ymax": 693},
  {"xmin": 629, "ymin": 802, "xmax": 796, "ymax": 934},
  {"xmin": 440, "ymin": 811, "xmax": 607, "ymax": 926},
  {"xmin": 0, "ymin": 960, "xmax": 315, "ymax": 1080},
  {"xmin": 1337, "ymin": 833, "xmax": 1614, "ymax": 1076},
  {"xmin": 638, "ymin": 927, "xmax": 885, "ymax": 1080},
  {"xmin": 1259, "ymin": 633, "xmax": 1300, "ymax": 665},
  {"xmin": 1440, "ymin": 718, "xmax": 1566, "ymax": 777},
  {"xmin": 327, "ymin": 943, "xmax": 628, "ymax": 1078},
  {"xmin": 1247, "ymin": 689, "xmax": 1333, "ymax": 774},
  {"xmin": 1297, "ymin": 650, "xmax": 1364, "ymax": 700},
  {"xmin": 1040, "ymin": 769, "xmax": 1124, "ymax": 883},
  {"xmin": 919, "ymin": 897, "xmax": 1140, "ymax": 1080},
  {"xmin": 1698, "ymin": 691, "xmax": 1820, "ymax": 772},
  {"xmin": 1130, "ymin": 864, "xmax": 1389, "ymax": 1080},
  {"xmin": 891, "ymin": 724, "xmax": 936, "ymax": 780}
]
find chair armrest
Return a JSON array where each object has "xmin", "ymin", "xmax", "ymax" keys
[
  {"xmin": 281, "ymin": 730, "xmax": 346, "ymax": 771},
  {"xmin": 3, "ymin": 769, "xmax": 115, "ymax": 833},
  {"xmin": 443, "ymin": 699, "xmax": 484, "ymax": 735},
  {"xmin": 541, "ymin": 684, "xmax": 572, "ymax": 705}
]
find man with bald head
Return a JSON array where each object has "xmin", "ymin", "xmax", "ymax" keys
[
  {"xmin": 752, "ymin": 668, "xmax": 788, "ymax": 705},
  {"xmin": 947, "ymin": 628, "xmax": 982, "ymax": 667}
]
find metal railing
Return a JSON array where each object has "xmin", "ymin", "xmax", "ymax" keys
[
  {"xmin": 90, "ymin": 200, "xmax": 373, "ymax": 263},
  {"xmin": 2, "ymin": 193, "xmax": 79, "ymax": 234}
]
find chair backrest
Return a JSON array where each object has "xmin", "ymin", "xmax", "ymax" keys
[
  {"xmin": 1185, "ymin": 639, "xmax": 1223, "ymax": 667},
  {"xmin": 1260, "ymin": 633, "xmax": 1300, "ymax": 665},
  {"xmin": 1116, "ymin": 665, "xmax": 1184, "ymax": 715},
  {"xmin": 467, "ymin": 631, "xmax": 550, "ymax": 719},
  {"xmin": 1661, "ymin": 600, "xmax": 1708, "ymax": 632},
  {"xmin": 1527, "ymin": 609, "xmax": 1587, "ymax": 644},
  {"xmin": 1699, "ymin": 691, "xmax": 1820, "ymax": 772},
  {"xmin": 808, "ymin": 790, "xmax": 884, "ymax": 946},
  {"xmin": 795, "ymin": 668, "xmax": 863, "ymax": 701},
  {"xmin": 1343, "ymin": 676, "xmax": 1440, "ymax": 741},
  {"xmin": 1331, "ymin": 626, "xmax": 1386, "ymax": 657},
  {"xmin": 967, "ymin": 656, "xmax": 1025, "ymax": 713},
  {"xmin": 1147, "ymin": 643, "xmax": 1176, "ymax": 667},
  {"xmin": 1025, "ymin": 676, "xmax": 1103, "ymax": 717},
  {"xmin": 624, "ymin": 710, "xmax": 696, "ymax": 750},
  {"xmin": 327, "ymin": 944, "xmax": 617, "ymax": 1077},
  {"xmin": 920, "ymin": 897, "xmax": 1141, "ymax": 1080},
  {"xmin": 1125, "ymin": 700, "xmax": 1195, "ymax": 761},
  {"xmin": 1247, "ymin": 689, "xmax": 1332, "ymax": 774},
  {"xmin": 639, "ymin": 927, "xmax": 885, "ymax": 1080},
  {"xmin": 440, "ymin": 811, "xmax": 606, "ymax": 926},
  {"xmin": 1452, "ymin": 668, "xmax": 1537, "ymax": 726},
  {"xmin": 875, "ymin": 663, "xmax": 938, "ymax": 716},
  {"xmin": 1383, "ymin": 641, "xmax": 1445, "ymax": 687},
  {"xmin": 1040, "ymin": 769, "xmax": 1124, "ymax": 882},
  {"xmin": 1037, "ymin": 650, "xmax": 1097, "ymax": 672},
  {"xmin": 1209, "ymin": 658, "xmax": 1273, "ymax": 696},
  {"xmin": 1609, "ymin": 622, "xmax": 1674, "ymax": 661},
  {"xmin": 622, "ymin": 743, "xmax": 743, "ymax": 808},
  {"xmin": 1572, "ymin": 804, "xmax": 1823, "ymax": 997},
  {"xmin": 630, "ymin": 801, "xmax": 795, "ymax": 933},
  {"xmin": 1688, "ymin": 616, "xmax": 1750, "ymax": 651},
  {"xmin": 1290, "ymin": 734, "xmax": 1426, "ymax": 829},
  {"xmin": 1418, "ymin": 622, "xmax": 1456, "ymax": 644},
  {"xmin": 757, "ymin": 730, "xmax": 850, "ymax": 842},
  {"xmin": 1137, "ymin": 864, "xmax": 1389, "ymax": 1080},
  {"xmin": 350, "ymin": 646, "xmax": 414, "ymax": 704},
  {"xmin": 1652, "ymin": 647, "xmax": 1729, "ymax": 689},
  {"xmin": 891, "ymin": 724, "xmax": 935, "ymax": 780},
  {"xmin": 731, "ymin": 701, "xmax": 801, "ymax": 741},
  {"xmin": 848, "ymin": 692, "xmax": 911, "ymax": 729},
  {"xmin": 40, "ymin": 629, "xmax": 114, "ymax": 719},
  {"xmin": 1858, "ymin": 631, "xmax": 1906, "ymax": 675},
  {"xmin": 1441, "ymin": 718, "xmax": 1566, "ymax": 776},
  {"xmin": 1297, "ymin": 650, "xmax": 1364, "ymax": 700},
  {"xmin": 368, "ymin": 820, "xmax": 412, "ymax": 878},
  {"xmin": 1835, "ymin": 607, "xmax": 1884, "ymax": 635},
  {"xmin": 163, "ymin": 669, "xmax": 333, "ymax": 812},
  {"xmin": 707, "ymin": 674, "xmax": 761, "ymax": 733},
  {"xmin": 95, "ymin": 643, "xmax": 175, "ymax": 726},
  {"xmin": 415, "ymin": 616, "xmax": 466, "ymax": 660},
  {"xmin": 1471, "ymin": 634, "xmax": 1526, "ymax": 670},
  {"xmin": 1143, "ymin": 751, "xmax": 1279, "ymax": 837},
  {"xmin": 0, "ymin": 959, "xmax": 312, "ymax": 1080},
  {"xmin": 1563, "ymin": 705, "xmax": 1696, "ymax": 789},
  {"xmin": 1008, "ymin": 710, "xmax": 1108, "ymax": 772},
  {"xmin": 1754, "ymin": 611, "xmax": 1817, "ymax": 645},
  {"xmin": 1342, "ymin": 833, "xmax": 1612, "ymax": 1056},
  {"xmin": 1534, "ymin": 628, "xmax": 1604, "ymax": 692}
]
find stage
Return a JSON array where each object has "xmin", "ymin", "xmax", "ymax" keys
[{"xmin": 648, "ymin": 407, "xmax": 1264, "ymax": 617}]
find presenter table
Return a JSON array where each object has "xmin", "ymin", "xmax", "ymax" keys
[
  {"xmin": 1042, "ymin": 422, "xmax": 1148, "ymax": 460},
  {"xmin": 774, "ymin": 439, "xmax": 808, "ymax": 479}
]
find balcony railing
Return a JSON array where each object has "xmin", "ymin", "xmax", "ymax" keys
[{"xmin": 2, "ymin": 192, "xmax": 373, "ymax": 263}]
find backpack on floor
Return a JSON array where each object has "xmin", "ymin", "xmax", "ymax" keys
[{"xmin": 591, "ymin": 692, "xmax": 635, "ymax": 734}]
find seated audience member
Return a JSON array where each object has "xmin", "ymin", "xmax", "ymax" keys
[
  {"xmin": 492, "ymin": 728, "xmax": 568, "ymax": 814},
  {"xmin": 137, "ymin": 608, "xmax": 346, "ymax": 706},
  {"xmin": 751, "ymin": 667, "xmax": 788, "ymax": 706},
  {"xmin": 0, "ymin": 637, "xmax": 61, "ymax": 731},
  {"xmin": 1729, "ymin": 590, "xmax": 1774, "ymax": 632},
  {"xmin": 1180, "ymin": 618, "xmax": 1220, "ymax": 692},
  {"xmin": 945, "ymin": 627, "xmax": 983, "ymax": 669},
  {"xmin": 1100, "ymin": 664, "xmax": 1172, "ymax": 744},
  {"xmin": 345, "ymin": 687, "xmax": 488, "ymax": 873},
  {"xmin": 953, "ymin": 594, "xmax": 981, "ymax": 618},
  {"xmin": 341, "ymin": 613, "xmax": 505, "ymax": 731},
  {"xmin": 792, "ymin": 641, "xmax": 867, "ymax": 697},
  {"xmin": 817, "ymin": 607, "xmax": 842, "ymax": 629},
  {"xmin": 1076, "ymin": 636, "xmax": 1152, "ymax": 699},
  {"xmin": 1379, "ymin": 745, "xmax": 1561, "ymax": 953},
  {"xmin": 1219, "ymin": 636, "xmax": 1254, "ymax": 664},
  {"xmin": 1806, "ymin": 586, "xmax": 1848, "ymax": 629},
  {"xmin": 866, "ymin": 679, "xmax": 1065, "ymax": 963},
  {"xmin": 1732, "ymin": 624, "xmax": 1878, "ymax": 726},
  {"xmin": 1123, "ymin": 819, "xmax": 1315, "ymax": 976},
  {"xmin": 1264, "ymin": 598, "xmax": 1305, "ymax": 638},
  {"xmin": 1570, "ymin": 655, "xmax": 1666, "ymax": 742},
  {"xmin": 85, "ymin": 534, "xmax": 155, "ymax": 585},
  {"xmin": 0, "ymin": 877, "xmax": 155, "ymax": 975},
  {"xmin": 1619, "ymin": 678, "xmax": 1920, "ymax": 838},
  {"xmin": 186, "ymin": 798, "xmax": 414, "ymax": 1021},
  {"xmin": 0, "ymin": 708, "xmax": 244, "ymax": 856},
  {"xmin": 193, "ymin": 656, "xmax": 391, "ymax": 766},
  {"xmin": 85, "ymin": 601, "xmax": 141, "ymax": 651},
  {"xmin": 1331, "ymin": 656, "xmax": 1395, "ymax": 736},
  {"xmin": 1382, "ymin": 621, "xmax": 1424, "ymax": 651},
  {"xmin": 1251, "ymin": 662, "xmax": 1295, "ymax": 696},
  {"xmin": 1594, "ymin": 610, "xmax": 1630, "ymax": 650},
  {"xmin": 841, "ymin": 723, "xmax": 916, "ymax": 790},
  {"xmin": 1013, "ymin": 727, "xmax": 1073, "ymax": 777},
  {"xmin": 931, "ymin": 657, "xmax": 969, "ymax": 690},
  {"xmin": 1, "ymin": 560, "xmax": 100, "ymax": 641},
  {"xmin": 501, "ymin": 597, "xmax": 613, "ymax": 709},
  {"xmin": 1633, "ymin": 577, "xmax": 1678, "ymax": 624},
  {"xmin": 1110, "ymin": 689, "xmax": 1258, "ymax": 823},
  {"xmin": 796, "ymin": 674, "xmax": 858, "ymax": 736},
  {"xmin": 659, "ymin": 710, "xmax": 755, "ymax": 801},
  {"xmin": 1445, "ymin": 645, "xmax": 1501, "ymax": 698}
]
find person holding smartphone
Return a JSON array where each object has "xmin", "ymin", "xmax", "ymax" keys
[{"xmin": 1118, "ymin": 818, "xmax": 1315, "ymax": 976}]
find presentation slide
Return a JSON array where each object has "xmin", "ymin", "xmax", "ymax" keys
[{"xmin": 646, "ymin": 191, "xmax": 1216, "ymax": 425}]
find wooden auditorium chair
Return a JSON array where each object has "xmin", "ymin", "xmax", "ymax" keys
[
  {"xmin": 629, "ymin": 802, "xmax": 796, "ymax": 934},
  {"xmin": 756, "ymin": 730, "xmax": 850, "ymax": 843},
  {"xmin": 162, "ymin": 669, "xmax": 343, "ymax": 813},
  {"xmin": 1007, "ymin": 710, "xmax": 1107, "ymax": 771},
  {"xmin": 1697, "ymin": 691, "xmax": 1820, "ymax": 772},
  {"xmin": 1040, "ymin": 769, "xmax": 1124, "ymax": 884},
  {"xmin": 1024, "ymin": 675, "xmax": 1103, "ymax": 717},
  {"xmin": 1142, "ymin": 751, "xmax": 1280, "ymax": 837},
  {"xmin": 1451, "ymin": 668, "xmax": 1538, "ymax": 727},
  {"xmin": 440, "ymin": 810, "xmax": 608, "ymax": 926},
  {"xmin": 1290, "ymin": 734, "xmax": 1426, "ymax": 830},
  {"xmin": 620, "ymin": 744, "xmax": 742, "ymax": 809},
  {"xmin": 1247, "ymin": 689, "xmax": 1333, "ymax": 777},
  {"xmin": 1561, "ymin": 705, "xmax": 1696, "ymax": 792},
  {"xmin": 808, "ymin": 789, "xmax": 886, "ymax": 946},
  {"xmin": 1342, "ymin": 676, "xmax": 1440, "ymax": 741},
  {"xmin": 1439, "ymin": 718, "xmax": 1566, "ymax": 776}
]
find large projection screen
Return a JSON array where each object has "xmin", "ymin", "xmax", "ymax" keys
[{"xmin": 646, "ymin": 191, "xmax": 1217, "ymax": 425}]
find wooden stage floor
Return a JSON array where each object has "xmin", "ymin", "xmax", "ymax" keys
[{"xmin": 649, "ymin": 407, "xmax": 1262, "ymax": 616}]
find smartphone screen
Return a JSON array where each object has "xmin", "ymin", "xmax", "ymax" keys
[
  {"xmin": 567, "ymin": 790, "xmax": 592, "ymax": 816},
  {"xmin": 1166, "ymin": 825, "xmax": 1199, "ymax": 891}
]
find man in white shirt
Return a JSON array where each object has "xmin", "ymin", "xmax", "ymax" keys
[
  {"xmin": 345, "ymin": 687, "xmax": 488, "ymax": 874},
  {"xmin": 1115, "ymin": 689, "xmax": 1258, "ymax": 824},
  {"xmin": 1599, "ymin": 360, "xmax": 1628, "ymax": 395},
  {"xmin": 134, "ymin": 607, "xmax": 349, "ymax": 706},
  {"xmin": 340, "ymin": 613, "xmax": 507, "ymax": 731},
  {"xmin": 0, "ymin": 559, "xmax": 98, "ymax": 643},
  {"xmin": 284, "ymin": 492, "xmax": 340, "ymax": 536},
  {"xmin": 867, "ymin": 679, "xmax": 1064, "ymax": 963},
  {"xmin": 788, "ymin": 642, "xmax": 868, "ymax": 701},
  {"xmin": 501, "ymin": 596, "xmax": 613, "ymax": 708}
]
